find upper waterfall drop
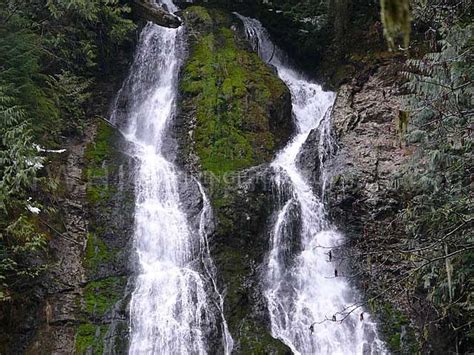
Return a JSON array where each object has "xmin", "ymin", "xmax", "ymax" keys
[
  {"xmin": 125, "ymin": 21, "xmax": 210, "ymax": 355},
  {"xmin": 110, "ymin": 1, "xmax": 232, "ymax": 353},
  {"xmin": 236, "ymin": 14, "xmax": 387, "ymax": 354}
]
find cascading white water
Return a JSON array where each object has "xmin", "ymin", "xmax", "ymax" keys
[
  {"xmin": 125, "ymin": 23, "xmax": 209, "ymax": 355},
  {"xmin": 109, "ymin": 1, "xmax": 232, "ymax": 353},
  {"xmin": 237, "ymin": 15, "xmax": 387, "ymax": 355}
]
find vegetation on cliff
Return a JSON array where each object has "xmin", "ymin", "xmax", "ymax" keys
[
  {"xmin": 178, "ymin": 7, "xmax": 293, "ymax": 352},
  {"xmin": 181, "ymin": 6, "xmax": 291, "ymax": 177},
  {"xmin": 76, "ymin": 120, "xmax": 134, "ymax": 353},
  {"xmin": 0, "ymin": 0, "xmax": 471, "ymax": 353},
  {"xmin": 0, "ymin": 0, "xmax": 135, "ymax": 303},
  {"xmin": 0, "ymin": 1, "xmax": 137, "ymax": 352}
]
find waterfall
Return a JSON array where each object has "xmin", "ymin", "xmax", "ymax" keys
[
  {"xmin": 237, "ymin": 14, "xmax": 387, "ymax": 354},
  {"xmin": 110, "ymin": 1, "xmax": 232, "ymax": 353}
]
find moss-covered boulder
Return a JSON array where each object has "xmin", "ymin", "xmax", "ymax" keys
[{"xmin": 178, "ymin": 6, "xmax": 292, "ymax": 177}]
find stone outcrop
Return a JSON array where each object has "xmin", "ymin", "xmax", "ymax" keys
[
  {"xmin": 26, "ymin": 128, "xmax": 90, "ymax": 354},
  {"xmin": 177, "ymin": 6, "xmax": 293, "ymax": 177},
  {"xmin": 132, "ymin": 0, "xmax": 181, "ymax": 28},
  {"xmin": 296, "ymin": 128, "xmax": 322, "ymax": 191},
  {"xmin": 210, "ymin": 166, "xmax": 293, "ymax": 354},
  {"xmin": 75, "ymin": 121, "xmax": 135, "ymax": 354},
  {"xmin": 22, "ymin": 121, "xmax": 136, "ymax": 354},
  {"xmin": 327, "ymin": 64, "xmax": 405, "ymax": 234}
]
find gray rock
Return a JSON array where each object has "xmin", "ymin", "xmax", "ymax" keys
[
  {"xmin": 132, "ymin": 0, "xmax": 181, "ymax": 28},
  {"xmin": 328, "ymin": 65, "xmax": 406, "ymax": 231},
  {"xmin": 296, "ymin": 128, "xmax": 322, "ymax": 191}
]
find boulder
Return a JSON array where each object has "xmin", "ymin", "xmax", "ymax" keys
[{"xmin": 132, "ymin": 0, "xmax": 181, "ymax": 28}]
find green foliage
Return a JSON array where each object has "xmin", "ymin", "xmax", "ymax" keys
[
  {"xmin": 0, "ymin": 0, "xmax": 135, "ymax": 303},
  {"xmin": 48, "ymin": 71, "xmax": 93, "ymax": 134},
  {"xmin": 398, "ymin": 20, "xmax": 473, "ymax": 350},
  {"xmin": 0, "ymin": 86, "xmax": 48, "ymax": 301},
  {"xmin": 0, "ymin": 89, "xmax": 41, "ymax": 206},
  {"xmin": 44, "ymin": 0, "xmax": 136, "ymax": 73}
]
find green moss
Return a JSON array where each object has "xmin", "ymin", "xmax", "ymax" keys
[
  {"xmin": 239, "ymin": 326, "xmax": 290, "ymax": 354},
  {"xmin": 84, "ymin": 277, "xmax": 126, "ymax": 317},
  {"xmin": 84, "ymin": 232, "xmax": 114, "ymax": 271},
  {"xmin": 84, "ymin": 121, "xmax": 119, "ymax": 205},
  {"xmin": 75, "ymin": 323, "xmax": 107, "ymax": 355},
  {"xmin": 181, "ymin": 7, "xmax": 287, "ymax": 177},
  {"xmin": 369, "ymin": 301, "xmax": 418, "ymax": 353},
  {"xmin": 78, "ymin": 100, "xmax": 130, "ymax": 354},
  {"xmin": 84, "ymin": 121, "xmax": 114, "ymax": 164},
  {"xmin": 178, "ymin": 8, "xmax": 292, "ymax": 351}
]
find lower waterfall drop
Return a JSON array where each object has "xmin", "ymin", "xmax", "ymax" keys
[
  {"xmin": 110, "ymin": 1, "xmax": 232, "ymax": 353},
  {"xmin": 237, "ymin": 14, "xmax": 387, "ymax": 355}
]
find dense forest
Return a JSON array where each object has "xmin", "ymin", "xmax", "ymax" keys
[{"xmin": 0, "ymin": 0, "xmax": 472, "ymax": 354}]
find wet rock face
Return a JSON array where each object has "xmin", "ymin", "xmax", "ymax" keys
[
  {"xmin": 77, "ymin": 122, "xmax": 136, "ymax": 354},
  {"xmin": 327, "ymin": 64, "xmax": 405, "ymax": 233},
  {"xmin": 210, "ymin": 165, "xmax": 293, "ymax": 354},
  {"xmin": 325, "ymin": 63, "xmax": 419, "ymax": 351},
  {"xmin": 37, "ymin": 123, "xmax": 135, "ymax": 354},
  {"xmin": 177, "ymin": 172, "xmax": 204, "ymax": 230},
  {"xmin": 296, "ymin": 128, "xmax": 321, "ymax": 191}
]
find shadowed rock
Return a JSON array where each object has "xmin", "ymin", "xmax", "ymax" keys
[{"xmin": 132, "ymin": 0, "xmax": 181, "ymax": 28}]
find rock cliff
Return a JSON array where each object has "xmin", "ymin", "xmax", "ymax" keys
[
  {"xmin": 24, "ymin": 121, "xmax": 136, "ymax": 354},
  {"xmin": 324, "ymin": 61, "xmax": 419, "ymax": 352}
]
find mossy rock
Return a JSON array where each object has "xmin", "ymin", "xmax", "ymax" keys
[
  {"xmin": 77, "ymin": 120, "xmax": 134, "ymax": 353},
  {"xmin": 83, "ymin": 277, "xmax": 127, "ymax": 318},
  {"xmin": 83, "ymin": 119, "xmax": 134, "ymax": 277},
  {"xmin": 75, "ymin": 323, "xmax": 108, "ymax": 355},
  {"xmin": 180, "ymin": 6, "xmax": 292, "ymax": 178}
]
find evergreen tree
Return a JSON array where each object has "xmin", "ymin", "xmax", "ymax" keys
[{"xmin": 399, "ymin": 19, "xmax": 473, "ymax": 349}]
